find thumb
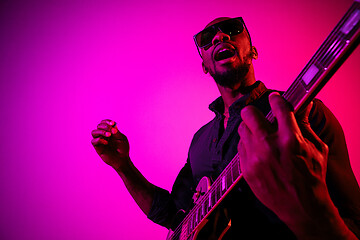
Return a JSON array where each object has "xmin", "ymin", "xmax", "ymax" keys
[
  {"xmin": 296, "ymin": 102, "xmax": 326, "ymax": 152},
  {"xmin": 296, "ymin": 101, "xmax": 313, "ymax": 129}
]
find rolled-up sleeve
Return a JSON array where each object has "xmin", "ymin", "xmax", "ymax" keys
[{"xmin": 147, "ymin": 161, "xmax": 195, "ymax": 229}]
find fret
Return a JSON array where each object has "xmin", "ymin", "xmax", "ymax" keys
[
  {"xmin": 285, "ymin": 81, "xmax": 308, "ymax": 110},
  {"xmin": 202, "ymin": 199, "xmax": 207, "ymax": 218},
  {"xmin": 232, "ymin": 157, "xmax": 240, "ymax": 181},
  {"xmin": 214, "ymin": 183, "xmax": 220, "ymax": 202},
  {"xmin": 197, "ymin": 207, "xmax": 201, "ymax": 225},
  {"xmin": 341, "ymin": 9, "xmax": 360, "ymax": 35},
  {"xmin": 221, "ymin": 176, "xmax": 226, "ymax": 193},
  {"xmin": 295, "ymin": 3, "xmax": 360, "ymax": 93},
  {"xmin": 208, "ymin": 192, "xmax": 212, "ymax": 210},
  {"xmin": 211, "ymin": 188, "xmax": 216, "ymax": 209},
  {"xmin": 201, "ymin": 202, "xmax": 205, "ymax": 218},
  {"xmin": 194, "ymin": 208, "xmax": 198, "ymax": 226},
  {"xmin": 181, "ymin": 221, "xmax": 189, "ymax": 240},
  {"xmin": 186, "ymin": 220, "xmax": 190, "ymax": 238},
  {"xmin": 323, "ymin": 39, "xmax": 347, "ymax": 65},
  {"xmin": 214, "ymin": 185, "xmax": 218, "ymax": 203},
  {"xmin": 226, "ymin": 168, "xmax": 233, "ymax": 192}
]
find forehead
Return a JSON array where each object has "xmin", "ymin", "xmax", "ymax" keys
[{"xmin": 204, "ymin": 17, "xmax": 232, "ymax": 29}]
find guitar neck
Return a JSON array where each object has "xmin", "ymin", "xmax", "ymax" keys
[
  {"xmin": 270, "ymin": 1, "xmax": 360, "ymax": 122},
  {"xmin": 168, "ymin": 1, "xmax": 360, "ymax": 239}
]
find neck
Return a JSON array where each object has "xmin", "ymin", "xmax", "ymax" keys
[{"xmin": 217, "ymin": 65, "xmax": 256, "ymax": 112}]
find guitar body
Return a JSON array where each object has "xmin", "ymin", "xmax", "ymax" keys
[{"xmin": 167, "ymin": 177, "xmax": 232, "ymax": 240}]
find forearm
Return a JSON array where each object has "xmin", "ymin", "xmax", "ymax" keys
[
  {"xmin": 115, "ymin": 157, "xmax": 156, "ymax": 216},
  {"xmin": 293, "ymin": 217, "xmax": 358, "ymax": 240},
  {"xmin": 283, "ymin": 198, "xmax": 358, "ymax": 240},
  {"xmin": 344, "ymin": 218, "xmax": 360, "ymax": 239}
]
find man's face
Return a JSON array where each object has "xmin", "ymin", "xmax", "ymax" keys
[{"xmin": 199, "ymin": 17, "xmax": 255, "ymax": 89}]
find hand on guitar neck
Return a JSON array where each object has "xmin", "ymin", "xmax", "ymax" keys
[{"xmin": 238, "ymin": 92, "xmax": 358, "ymax": 240}]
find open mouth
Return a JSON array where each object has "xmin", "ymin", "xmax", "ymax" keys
[{"xmin": 214, "ymin": 46, "xmax": 236, "ymax": 61}]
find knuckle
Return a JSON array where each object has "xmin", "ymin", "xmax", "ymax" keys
[
  {"xmin": 320, "ymin": 142, "xmax": 329, "ymax": 155},
  {"xmin": 91, "ymin": 130, "xmax": 96, "ymax": 136},
  {"xmin": 91, "ymin": 138, "xmax": 99, "ymax": 145},
  {"xmin": 281, "ymin": 134, "xmax": 299, "ymax": 149},
  {"xmin": 97, "ymin": 123, "xmax": 110, "ymax": 131},
  {"xmin": 238, "ymin": 122, "xmax": 246, "ymax": 135}
]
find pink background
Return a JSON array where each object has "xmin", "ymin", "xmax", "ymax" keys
[{"xmin": 1, "ymin": 0, "xmax": 359, "ymax": 239}]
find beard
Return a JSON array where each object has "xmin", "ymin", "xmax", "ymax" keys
[{"xmin": 209, "ymin": 62, "xmax": 251, "ymax": 89}]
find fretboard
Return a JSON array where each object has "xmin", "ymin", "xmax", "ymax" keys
[
  {"xmin": 168, "ymin": 1, "xmax": 360, "ymax": 239},
  {"xmin": 268, "ymin": 0, "xmax": 360, "ymax": 123}
]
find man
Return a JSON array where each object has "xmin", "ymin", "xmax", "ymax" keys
[{"xmin": 91, "ymin": 17, "xmax": 360, "ymax": 239}]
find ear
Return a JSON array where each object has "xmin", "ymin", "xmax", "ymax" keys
[
  {"xmin": 202, "ymin": 62, "xmax": 209, "ymax": 74},
  {"xmin": 250, "ymin": 46, "xmax": 258, "ymax": 60}
]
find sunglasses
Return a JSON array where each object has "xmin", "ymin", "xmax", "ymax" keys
[{"xmin": 193, "ymin": 17, "xmax": 251, "ymax": 56}]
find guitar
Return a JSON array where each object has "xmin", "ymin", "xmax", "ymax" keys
[{"xmin": 167, "ymin": 1, "xmax": 360, "ymax": 239}]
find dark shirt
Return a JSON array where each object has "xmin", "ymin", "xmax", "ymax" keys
[{"xmin": 147, "ymin": 81, "xmax": 353, "ymax": 239}]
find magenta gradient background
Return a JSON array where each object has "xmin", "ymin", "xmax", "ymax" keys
[{"xmin": 0, "ymin": 0, "xmax": 359, "ymax": 239}]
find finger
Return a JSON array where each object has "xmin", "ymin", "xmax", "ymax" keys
[
  {"xmin": 296, "ymin": 101, "xmax": 315, "ymax": 140},
  {"xmin": 97, "ymin": 123, "xmax": 119, "ymax": 134},
  {"xmin": 92, "ymin": 129, "xmax": 111, "ymax": 138},
  {"xmin": 91, "ymin": 137, "xmax": 108, "ymax": 146},
  {"xmin": 95, "ymin": 127, "xmax": 126, "ymax": 145},
  {"xmin": 296, "ymin": 101, "xmax": 313, "ymax": 124},
  {"xmin": 238, "ymin": 122, "xmax": 252, "ymax": 169},
  {"xmin": 97, "ymin": 119, "xmax": 120, "ymax": 136},
  {"xmin": 238, "ymin": 139, "xmax": 247, "ymax": 171},
  {"xmin": 100, "ymin": 119, "xmax": 116, "ymax": 126},
  {"xmin": 269, "ymin": 92, "xmax": 301, "ymax": 137},
  {"xmin": 296, "ymin": 102, "xmax": 327, "ymax": 153},
  {"xmin": 240, "ymin": 105, "xmax": 272, "ymax": 138},
  {"xmin": 238, "ymin": 121, "xmax": 252, "ymax": 140},
  {"xmin": 97, "ymin": 119, "xmax": 116, "ymax": 131}
]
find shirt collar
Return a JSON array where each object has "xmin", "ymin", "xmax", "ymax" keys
[{"xmin": 209, "ymin": 81, "xmax": 268, "ymax": 116}]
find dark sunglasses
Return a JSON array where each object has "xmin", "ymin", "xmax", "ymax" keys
[{"xmin": 193, "ymin": 17, "xmax": 251, "ymax": 56}]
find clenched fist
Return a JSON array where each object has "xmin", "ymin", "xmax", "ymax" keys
[{"xmin": 91, "ymin": 119, "xmax": 130, "ymax": 171}]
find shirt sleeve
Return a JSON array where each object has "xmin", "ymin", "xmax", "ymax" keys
[
  {"xmin": 147, "ymin": 161, "xmax": 195, "ymax": 229},
  {"xmin": 309, "ymin": 99, "xmax": 360, "ymax": 237}
]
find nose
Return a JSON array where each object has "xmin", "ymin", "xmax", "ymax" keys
[{"xmin": 212, "ymin": 31, "xmax": 230, "ymax": 46}]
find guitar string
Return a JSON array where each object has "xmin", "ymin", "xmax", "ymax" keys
[
  {"xmin": 170, "ymin": 155, "xmax": 240, "ymax": 238},
  {"xmin": 280, "ymin": 2, "xmax": 357, "ymax": 109},
  {"xmin": 266, "ymin": 24, "xmax": 343, "ymax": 122},
  {"xmin": 172, "ymin": 164, "xmax": 240, "ymax": 239},
  {"xmin": 280, "ymin": 2, "xmax": 356, "ymax": 104},
  {"xmin": 171, "ymin": 156, "xmax": 239, "ymax": 238},
  {"xmin": 275, "ymin": 27, "xmax": 346, "ymax": 121},
  {"xmin": 169, "ymin": 3, "xmax": 359, "ymax": 239},
  {"xmin": 281, "ymin": 28, "xmax": 343, "ymax": 103}
]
